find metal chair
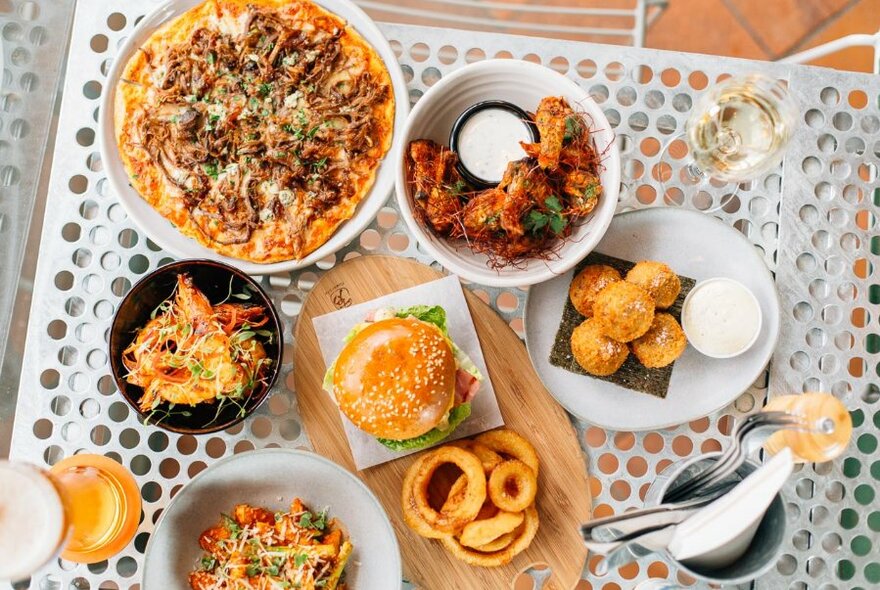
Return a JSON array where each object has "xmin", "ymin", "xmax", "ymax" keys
[
  {"xmin": 354, "ymin": 0, "xmax": 669, "ymax": 47},
  {"xmin": 781, "ymin": 30, "xmax": 880, "ymax": 74}
]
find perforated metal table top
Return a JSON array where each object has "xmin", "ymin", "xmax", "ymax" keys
[{"xmin": 6, "ymin": 2, "xmax": 880, "ymax": 589}]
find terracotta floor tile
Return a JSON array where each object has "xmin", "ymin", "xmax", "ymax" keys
[
  {"xmin": 646, "ymin": 0, "xmax": 770, "ymax": 60},
  {"xmin": 725, "ymin": 0, "xmax": 852, "ymax": 56},
  {"xmin": 786, "ymin": 0, "xmax": 880, "ymax": 73}
]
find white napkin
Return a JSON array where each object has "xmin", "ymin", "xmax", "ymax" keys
[
  {"xmin": 311, "ymin": 275, "xmax": 504, "ymax": 470},
  {"xmin": 669, "ymin": 448, "xmax": 793, "ymax": 568}
]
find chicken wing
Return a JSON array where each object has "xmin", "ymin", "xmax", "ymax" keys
[
  {"xmin": 408, "ymin": 139, "xmax": 466, "ymax": 233},
  {"xmin": 521, "ymin": 96, "xmax": 574, "ymax": 169}
]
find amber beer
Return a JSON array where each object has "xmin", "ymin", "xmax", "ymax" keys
[
  {"xmin": 49, "ymin": 454, "xmax": 142, "ymax": 563},
  {"xmin": 0, "ymin": 454, "xmax": 141, "ymax": 580},
  {"xmin": 763, "ymin": 392, "xmax": 852, "ymax": 463}
]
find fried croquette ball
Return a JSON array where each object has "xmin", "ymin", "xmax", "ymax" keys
[
  {"xmin": 631, "ymin": 312, "xmax": 687, "ymax": 368},
  {"xmin": 593, "ymin": 281, "xmax": 655, "ymax": 342},
  {"xmin": 569, "ymin": 265, "xmax": 621, "ymax": 317},
  {"xmin": 571, "ymin": 318, "xmax": 629, "ymax": 376},
  {"xmin": 626, "ymin": 261, "xmax": 681, "ymax": 309}
]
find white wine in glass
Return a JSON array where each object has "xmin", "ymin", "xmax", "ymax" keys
[
  {"xmin": 658, "ymin": 73, "xmax": 797, "ymax": 212},
  {"xmin": 687, "ymin": 74, "xmax": 796, "ymax": 183}
]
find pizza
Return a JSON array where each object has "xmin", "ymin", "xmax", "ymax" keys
[{"xmin": 115, "ymin": 0, "xmax": 395, "ymax": 263}]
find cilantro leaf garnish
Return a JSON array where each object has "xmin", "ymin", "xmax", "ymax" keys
[{"xmin": 202, "ymin": 162, "xmax": 219, "ymax": 181}]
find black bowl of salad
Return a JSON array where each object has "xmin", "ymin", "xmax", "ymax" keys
[{"xmin": 109, "ymin": 259, "xmax": 283, "ymax": 434}]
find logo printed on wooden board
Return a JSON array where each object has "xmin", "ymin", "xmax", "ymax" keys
[{"xmin": 326, "ymin": 282, "xmax": 353, "ymax": 309}]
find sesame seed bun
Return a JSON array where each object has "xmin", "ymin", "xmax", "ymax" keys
[{"xmin": 332, "ymin": 317, "xmax": 456, "ymax": 440}]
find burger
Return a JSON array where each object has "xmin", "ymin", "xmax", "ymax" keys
[{"xmin": 323, "ymin": 305, "xmax": 482, "ymax": 451}]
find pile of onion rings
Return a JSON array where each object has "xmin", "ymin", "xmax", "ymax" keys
[{"xmin": 401, "ymin": 429, "xmax": 540, "ymax": 567}]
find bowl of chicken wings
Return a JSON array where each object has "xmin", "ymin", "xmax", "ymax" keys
[{"xmin": 396, "ymin": 59, "xmax": 620, "ymax": 287}]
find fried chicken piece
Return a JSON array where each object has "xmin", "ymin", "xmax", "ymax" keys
[
  {"xmin": 199, "ymin": 525, "xmax": 230, "ymax": 556},
  {"xmin": 562, "ymin": 170, "xmax": 602, "ymax": 215},
  {"xmin": 631, "ymin": 313, "xmax": 687, "ymax": 368},
  {"xmin": 569, "ymin": 264, "xmax": 621, "ymax": 317},
  {"xmin": 408, "ymin": 139, "xmax": 464, "ymax": 233},
  {"xmin": 496, "ymin": 160, "xmax": 554, "ymax": 238},
  {"xmin": 233, "ymin": 503, "xmax": 276, "ymax": 526},
  {"xmin": 521, "ymin": 96, "xmax": 574, "ymax": 169},
  {"xmin": 188, "ymin": 571, "xmax": 218, "ymax": 590},
  {"xmin": 461, "ymin": 187, "xmax": 504, "ymax": 235},
  {"xmin": 592, "ymin": 281, "xmax": 655, "ymax": 342},
  {"xmin": 571, "ymin": 318, "xmax": 629, "ymax": 376}
]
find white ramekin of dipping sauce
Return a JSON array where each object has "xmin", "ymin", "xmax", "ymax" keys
[
  {"xmin": 449, "ymin": 100, "xmax": 539, "ymax": 188},
  {"xmin": 681, "ymin": 277, "xmax": 762, "ymax": 359}
]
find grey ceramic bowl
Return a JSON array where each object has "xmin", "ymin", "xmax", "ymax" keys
[{"xmin": 143, "ymin": 449, "xmax": 402, "ymax": 590}]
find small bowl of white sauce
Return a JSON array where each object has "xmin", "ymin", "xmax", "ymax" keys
[
  {"xmin": 449, "ymin": 100, "xmax": 539, "ymax": 188},
  {"xmin": 682, "ymin": 278, "xmax": 762, "ymax": 359}
]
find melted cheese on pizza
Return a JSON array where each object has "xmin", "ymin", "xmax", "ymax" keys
[{"xmin": 115, "ymin": 0, "xmax": 394, "ymax": 262}]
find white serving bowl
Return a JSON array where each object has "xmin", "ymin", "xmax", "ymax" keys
[
  {"xmin": 395, "ymin": 59, "xmax": 620, "ymax": 287},
  {"xmin": 99, "ymin": 0, "xmax": 409, "ymax": 275}
]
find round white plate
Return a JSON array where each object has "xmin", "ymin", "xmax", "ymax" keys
[
  {"xmin": 524, "ymin": 208, "xmax": 780, "ymax": 431},
  {"xmin": 99, "ymin": 0, "xmax": 409, "ymax": 275},
  {"xmin": 395, "ymin": 59, "xmax": 620, "ymax": 287},
  {"xmin": 143, "ymin": 449, "xmax": 401, "ymax": 590}
]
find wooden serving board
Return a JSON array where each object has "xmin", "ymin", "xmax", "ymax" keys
[{"xmin": 293, "ymin": 256, "xmax": 590, "ymax": 590}]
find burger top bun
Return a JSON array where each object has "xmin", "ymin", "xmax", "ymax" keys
[{"xmin": 332, "ymin": 317, "xmax": 456, "ymax": 440}]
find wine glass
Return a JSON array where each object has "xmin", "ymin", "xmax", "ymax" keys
[{"xmin": 657, "ymin": 73, "xmax": 797, "ymax": 213}]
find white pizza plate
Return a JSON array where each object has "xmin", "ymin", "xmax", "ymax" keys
[
  {"xmin": 395, "ymin": 59, "xmax": 620, "ymax": 287},
  {"xmin": 143, "ymin": 449, "xmax": 402, "ymax": 590},
  {"xmin": 99, "ymin": 0, "xmax": 409, "ymax": 275},
  {"xmin": 524, "ymin": 207, "xmax": 780, "ymax": 431}
]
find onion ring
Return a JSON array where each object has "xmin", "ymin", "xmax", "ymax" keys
[
  {"xmin": 450, "ymin": 440, "xmax": 503, "ymax": 473},
  {"xmin": 488, "ymin": 459, "xmax": 538, "ymax": 513},
  {"xmin": 459, "ymin": 510, "xmax": 523, "ymax": 549},
  {"xmin": 441, "ymin": 506, "xmax": 539, "ymax": 567},
  {"xmin": 401, "ymin": 454, "xmax": 450, "ymax": 539},
  {"xmin": 412, "ymin": 446, "xmax": 486, "ymax": 533},
  {"xmin": 440, "ymin": 475, "xmax": 468, "ymax": 513},
  {"xmin": 475, "ymin": 430, "xmax": 539, "ymax": 475},
  {"xmin": 473, "ymin": 531, "xmax": 515, "ymax": 553}
]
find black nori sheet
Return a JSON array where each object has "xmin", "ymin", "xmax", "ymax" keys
[{"xmin": 549, "ymin": 252, "xmax": 696, "ymax": 399}]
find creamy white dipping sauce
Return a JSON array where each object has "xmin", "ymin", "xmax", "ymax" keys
[
  {"xmin": 457, "ymin": 108, "xmax": 532, "ymax": 182},
  {"xmin": 682, "ymin": 278, "xmax": 762, "ymax": 358}
]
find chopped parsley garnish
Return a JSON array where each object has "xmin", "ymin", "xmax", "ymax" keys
[
  {"xmin": 206, "ymin": 52, "xmax": 215, "ymax": 66},
  {"xmin": 221, "ymin": 514, "xmax": 242, "ymax": 539},
  {"xmin": 202, "ymin": 162, "xmax": 220, "ymax": 181},
  {"xmin": 544, "ymin": 195, "xmax": 563, "ymax": 212},
  {"xmin": 298, "ymin": 508, "xmax": 328, "ymax": 530},
  {"xmin": 525, "ymin": 207, "xmax": 569, "ymax": 236},
  {"xmin": 448, "ymin": 179, "xmax": 467, "ymax": 196},
  {"xmin": 563, "ymin": 115, "xmax": 583, "ymax": 141},
  {"xmin": 312, "ymin": 157, "xmax": 328, "ymax": 170},
  {"xmin": 200, "ymin": 555, "xmax": 216, "ymax": 571},
  {"xmin": 293, "ymin": 553, "xmax": 308, "ymax": 568}
]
